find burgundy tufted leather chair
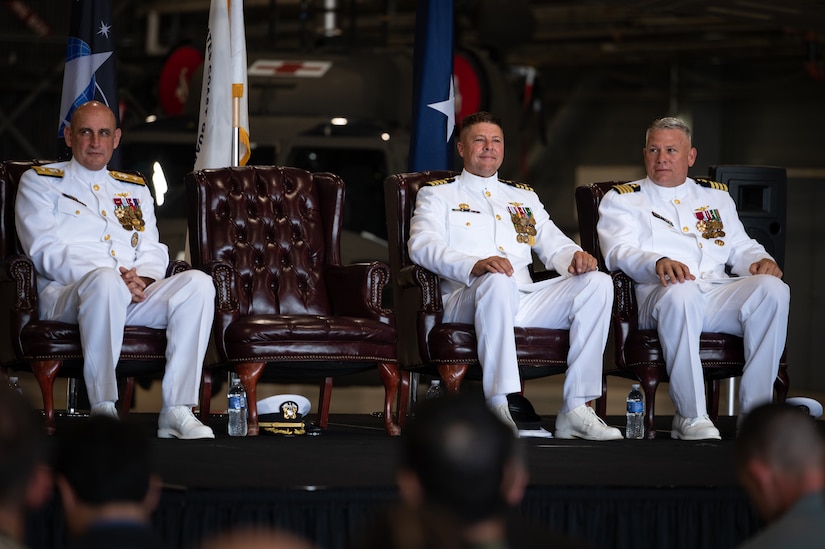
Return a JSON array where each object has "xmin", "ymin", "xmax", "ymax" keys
[
  {"xmin": 575, "ymin": 181, "xmax": 789, "ymax": 438},
  {"xmin": 383, "ymin": 171, "xmax": 571, "ymax": 428},
  {"xmin": 186, "ymin": 165, "xmax": 400, "ymax": 436},
  {"xmin": 0, "ymin": 160, "xmax": 191, "ymax": 434}
]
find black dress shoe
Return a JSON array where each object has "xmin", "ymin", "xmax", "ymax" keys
[{"xmin": 506, "ymin": 393, "xmax": 543, "ymax": 430}]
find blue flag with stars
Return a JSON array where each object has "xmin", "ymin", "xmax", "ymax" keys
[
  {"xmin": 57, "ymin": 0, "xmax": 119, "ymax": 158},
  {"xmin": 408, "ymin": 0, "xmax": 455, "ymax": 171}
]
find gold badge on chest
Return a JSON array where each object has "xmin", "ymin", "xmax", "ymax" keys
[
  {"xmin": 113, "ymin": 196, "xmax": 146, "ymax": 232},
  {"xmin": 694, "ymin": 206, "xmax": 725, "ymax": 242},
  {"xmin": 507, "ymin": 203, "xmax": 536, "ymax": 246}
]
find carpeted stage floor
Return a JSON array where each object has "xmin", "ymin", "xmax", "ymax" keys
[{"xmin": 27, "ymin": 413, "xmax": 771, "ymax": 549}]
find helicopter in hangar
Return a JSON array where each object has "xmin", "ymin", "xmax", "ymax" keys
[{"xmin": 120, "ymin": 46, "xmax": 531, "ymax": 264}]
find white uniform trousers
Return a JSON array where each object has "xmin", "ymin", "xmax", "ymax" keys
[
  {"xmin": 442, "ymin": 270, "xmax": 612, "ymax": 408},
  {"xmin": 42, "ymin": 267, "xmax": 216, "ymax": 408},
  {"xmin": 636, "ymin": 274, "xmax": 789, "ymax": 417}
]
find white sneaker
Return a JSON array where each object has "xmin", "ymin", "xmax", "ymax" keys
[
  {"xmin": 158, "ymin": 406, "xmax": 215, "ymax": 439},
  {"xmin": 671, "ymin": 413, "xmax": 721, "ymax": 440},
  {"xmin": 90, "ymin": 401, "xmax": 119, "ymax": 420},
  {"xmin": 491, "ymin": 403, "xmax": 519, "ymax": 435},
  {"xmin": 554, "ymin": 405, "xmax": 622, "ymax": 441}
]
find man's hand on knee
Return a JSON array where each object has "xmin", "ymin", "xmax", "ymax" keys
[
  {"xmin": 568, "ymin": 251, "xmax": 599, "ymax": 275},
  {"xmin": 655, "ymin": 257, "xmax": 695, "ymax": 287},
  {"xmin": 749, "ymin": 258, "xmax": 783, "ymax": 278},
  {"xmin": 471, "ymin": 256, "xmax": 514, "ymax": 277}
]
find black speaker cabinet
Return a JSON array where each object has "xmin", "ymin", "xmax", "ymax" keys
[{"xmin": 708, "ymin": 165, "xmax": 787, "ymax": 270}]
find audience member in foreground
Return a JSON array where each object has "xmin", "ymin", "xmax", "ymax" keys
[
  {"xmin": 736, "ymin": 402, "xmax": 825, "ymax": 548},
  {"xmin": 54, "ymin": 416, "xmax": 167, "ymax": 549},
  {"xmin": 0, "ymin": 386, "xmax": 51, "ymax": 549},
  {"xmin": 361, "ymin": 395, "xmax": 591, "ymax": 548}
]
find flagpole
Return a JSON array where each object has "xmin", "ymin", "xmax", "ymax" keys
[{"xmin": 232, "ymin": 84, "xmax": 242, "ymax": 167}]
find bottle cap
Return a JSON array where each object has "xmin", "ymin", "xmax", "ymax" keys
[
  {"xmin": 432, "ymin": 379, "xmax": 440, "ymax": 386},
  {"xmin": 631, "ymin": 383, "xmax": 640, "ymax": 389}
]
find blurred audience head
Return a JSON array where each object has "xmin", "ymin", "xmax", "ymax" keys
[
  {"xmin": 736, "ymin": 402, "xmax": 824, "ymax": 523},
  {"xmin": 54, "ymin": 416, "xmax": 160, "ymax": 536},
  {"xmin": 398, "ymin": 394, "xmax": 527, "ymax": 526},
  {"xmin": 199, "ymin": 526, "xmax": 317, "ymax": 549},
  {"xmin": 0, "ymin": 385, "xmax": 51, "ymax": 542}
]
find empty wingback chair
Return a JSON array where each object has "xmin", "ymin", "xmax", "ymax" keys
[
  {"xmin": 0, "ymin": 160, "xmax": 190, "ymax": 434},
  {"xmin": 575, "ymin": 181, "xmax": 789, "ymax": 438},
  {"xmin": 186, "ymin": 165, "xmax": 400, "ymax": 436},
  {"xmin": 383, "ymin": 171, "xmax": 570, "ymax": 426}
]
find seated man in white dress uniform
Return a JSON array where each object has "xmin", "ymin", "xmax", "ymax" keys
[
  {"xmin": 408, "ymin": 111, "xmax": 621, "ymax": 440},
  {"xmin": 15, "ymin": 100, "xmax": 215, "ymax": 439},
  {"xmin": 597, "ymin": 117, "xmax": 790, "ymax": 440}
]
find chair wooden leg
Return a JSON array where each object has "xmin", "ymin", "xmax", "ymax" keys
[
  {"xmin": 31, "ymin": 359, "xmax": 62, "ymax": 435},
  {"xmin": 707, "ymin": 378, "xmax": 722, "ymax": 423},
  {"xmin": 199, "ymin": 369, "xmax": 213, "ymax": 423},
  {"xmin": 774, "ymin": 366, "xmax": 790, "ymax": 402},
  {"xmin": 378, "ymin": 362, "xmax": 401, "ymax": 436},
  {"xmin": 236, "ymin": 362, "xmax": 265, "ymax": 436},
  {"xmin": 640, "ymin": 376, "xmax": 660, "ymax": 439},
  {"xmin": 318, "ymin": 376, "xmax": 333, "ymax": 430},
  {"xmin": 595, "ymin": 375, "xmax": 608, "ymax": 419},
  {"xmin": 437, "ymin": 364, "xmax": 469, "ymax": 394},
  {"xmin": 397, "ymin": 370, "xmax": 411, "ymax": 430},
  {"xmin": 117, "ymin": 377, "xmax": 136, "ymax": 416}
]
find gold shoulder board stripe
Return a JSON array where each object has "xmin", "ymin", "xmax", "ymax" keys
[
  {"xmin": 424, "ymin": 177, "xmax": 455, "ymax": 186},
  {"xmin": 110, "ymin": 170, "xmax": 146, "ymax": 186},
  {"xmin": 499, "ymin": 179, "xmax": 534, "ymax": 192},
  {"xmin": 611, "ymin": 183, "xmax": 640, "ymax": 194},
  {"xmin": 695, "ymin": 178, "xmax": 728, "ymax": 192},
  {"xmin": 32, "ymin": 166, "xmax": 64, "ymax": 178}
]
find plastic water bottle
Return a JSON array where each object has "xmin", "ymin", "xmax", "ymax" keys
[
  {"xmin": 227, "ymin": 374, "xmax": 248, "ymax": 436},
  {"xmin": 626, "ymin": 383, "xmax": 644, "ymax": 439},
  {"xmin": 426, "ymin": 379, "xmax": 444, "ymax": 399},
  {"xmin": 8, "ymin": 376, "xmax": 22, "ymax": 395}
]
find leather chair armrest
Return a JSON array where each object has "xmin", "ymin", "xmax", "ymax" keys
[
  {"xmin": 610, "ymin": 270, "xmax": 637, "ymax": 371},
  {"xmin": 166, "ymin": 259, "xmax": 191, "ymax": 276},
  {"xmin": 327, "ymin": 262, "xmax": 394, "ymax": 324},
  {"xmin": 5, "ymin": 255, "xmax": 38, "ymax": 360},
  {"xmin": 398, "ymin": 264, "xmax": 444, "ymax": 313},
  {"xmin": 203, "ymin": 260, "xmax": 239, "ymax": 361}
]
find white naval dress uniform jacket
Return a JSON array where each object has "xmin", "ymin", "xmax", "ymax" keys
[
  {"xmin": 15, "ymin": 159, "xmax": 215, "ymax": 408},
  {"xmin": 408, "ymin": 169, "xmax": 612, "ymax": 406},
  {"xmin": 597, "ymin": 176, "xmax": 790, "ymax": 416}
]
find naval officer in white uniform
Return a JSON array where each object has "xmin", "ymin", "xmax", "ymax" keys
[
  {"xmin": 15, "ymin": 101, "xmax": 215, "ymax": 439},
  {"xmin": 597, "ymin": 117, "xmax": 790, "ymax": 440},
  {"xmin": 408, "ymin": 111, "xmax": 621, "ymax": 440}
]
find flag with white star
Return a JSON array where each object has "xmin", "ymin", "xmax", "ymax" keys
[
  {"xmin": 408, "ymin": 0, "xmax": 455, "ymax": 171},
  {"xmin": 57, "ymin": 0, "xmax": 119, "ymax": 156}
]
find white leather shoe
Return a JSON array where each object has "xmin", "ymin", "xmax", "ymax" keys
[
  {"xmin": 518, "ymin": 427, "xmax": 554, "ymax": 439},
  {"xmin": 490, "ymin": 403, "xmax": 519, "ymax": 435},
  {"xmin": 554, "ymin": 405, "xmax": 622, "ymax": 441},
  {"xmin": 90, "ymin": 401, "xmax": 119, "ymax": 420},
  {"xmin": 158, "ymin": 406, "xmax": 215, "ymax": 439},
  {"xmin": 671, "ymin": 413, "xmax": 721, "ymax": 440}
]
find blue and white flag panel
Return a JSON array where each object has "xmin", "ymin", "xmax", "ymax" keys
[
  {"xmin": 408, "ymin": 0, "xmax": 455, "ymax": 172},
  {"xmin": 58, "ymin": 0, "xmax": 119, "ymax": 137}
]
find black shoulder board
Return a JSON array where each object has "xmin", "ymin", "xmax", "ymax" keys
[
  {"xmin": 499, "ymin": 179, "xmax": 534, "ymax": 192},
  {"xmin": 110, "ymin": 170, "xmax": 146, "ymax": 186},
  {"xmin": 610, "ymin": 183, "xmax": 640, "ymax": 194},
  {"xmin": 424, "ymin": 177, "xmax": 455, "ymax": 187},
  {"xmin": 694, "ymin": 177, "xmax": 728, "ymax": 192},
  {"xmin": 32, "ymin": 166, "xmax": 64, "ymax": 178}
]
